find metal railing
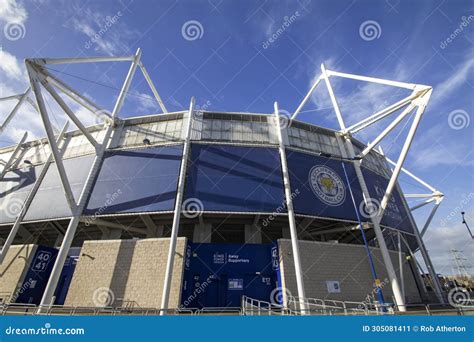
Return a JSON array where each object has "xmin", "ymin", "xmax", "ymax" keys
[
  {"xmin": 287, "ymin": 296, "xmax": 387, "ymax": 316},
  {"xmin": 0, "ymin": 303, "xmax": 196, "ymax": 316},
  {"xmin": 241, "ymin": 296, "xmax": 294, "ymax": 316},
  {"xmin": 2, "ymin": 299, "xmax": 472, "ymax": 316},
  {"xmin": 241, "ymin": 295, "xmax": 474, "ymax": 316}
]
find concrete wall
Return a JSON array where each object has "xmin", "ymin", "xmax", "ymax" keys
[
  {"xmin": 278, "ymin": 239, "xmax": 421, "ymax": 304},
  {"xmin": 0, "ymin": 244, "xmax": 37, "ymax": 303},
  {"xmin": 65, "ymin": 237, "xmax": 187, "ymax": 309}
]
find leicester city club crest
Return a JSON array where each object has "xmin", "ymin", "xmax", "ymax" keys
[{"xmin": 309, "ymin": 165, "xmax": 346, "ymax": 206}]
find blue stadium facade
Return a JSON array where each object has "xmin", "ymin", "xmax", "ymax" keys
[{"xmin": 0, "ymin": 110, "xmax": 425, "ymax": 309}]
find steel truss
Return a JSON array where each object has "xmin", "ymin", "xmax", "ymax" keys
[
  {"xmin": 292, "ymin": 64, "xmax": 446, "ymax": 308},
  {"xmin": 0, "ymin": 49, "xmax": 169, "ymax": 310},
  {"xmin": 0, "ymin": 51, "xmax": 446, "ymax": 313}
]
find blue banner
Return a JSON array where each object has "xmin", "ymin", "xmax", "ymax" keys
[
  {"xmin": 286, "ymin": 149, "xmax": 415, "ymax": 233},
  {"xmin": 286, "ymin": 149, "xmax": 363, "ymax": 221},
  {"xmin": 85, "ymin": 145, "xmax": 182, "ymax": 214},
  {"xmin": 185, "ymin": 144, "xmax": 285, "ymax": 212},
  {"xmin": 0, "ymin": 316, "xmax": 471, "ymax": 341},
  {"xmin": 362, "ymin": 167, "xmax": 415, "ymax": 233}
]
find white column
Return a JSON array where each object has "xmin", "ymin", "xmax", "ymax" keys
[
  {"xmin": 274, "ymin": 101, "xmax": 308, "ymax": 314},
  {"xmin": 323, "ymin": 64, "xmax": 407, "ymax": 311},
  {"xmin": 343, "ymin": 137, "xmax": 407, "ymax": 311},
  {"xmin": 37, "ymin": 49, "xmax": 142, "ymax": 309},
  {"xmin": 160, "ymin": 97, "xmax": 195, "ymax": 314}
]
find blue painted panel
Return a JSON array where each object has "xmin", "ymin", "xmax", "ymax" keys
[
  {"xmin": 181, "ymin": 243, "xmax": 277, "ymax": 308},
  {"xmin": 0, "ymin": 156, "xmax": 94, "ymax": 223},
  {"xmin": 0, "ymin": 165, "xmax": 41, "ymax": 224},
  {"xmin": 286, "ymin": 149, "xmax": 363, "ymax": 221},
  {"xmin": 286, "ymin": 149, "xmax": 415, "ymax": 232},
  {"xmin": 185, "ymin": 144, "xmax": 284, "ymax": 213},
  {"xmin": 84, "ymin": 145, "xmax": 182, "ymax": 214},
  {"xmin": 362, "ymin": 168, "xmax": 415, "ymax": 234},
  {"xmin": 25, "ymin": 155, "xmax": 95, "ymax": 221},
  {"xmin": 54, "ymin": 247, "xmax": 81, "ymax": 305},
  {"xmin": 15, "ymin": 246, "xmax": 58, "ymax": 305}
]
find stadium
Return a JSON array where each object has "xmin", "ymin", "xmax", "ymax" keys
[{"xmin": 0, "ymin": 49, "xmax": 452, "ymax": 315}]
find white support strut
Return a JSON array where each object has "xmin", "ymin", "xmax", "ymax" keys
[
  {"xmin": 38, "ymin": 48, "xmax": 142, "ymax": 309},
  {"xmin": 292, "ymin": 75, "xmax": 322, "ymax": 120},
  {"xmin": 0, "ymin": 132, "xmax": 28, "ymax": 180},
  {"xmin": 358, "ymin": 103, "xmax": 416, "ymax": 158},
  {"xmin": 27, "ymin": 62, "xmax": 77, "ymax": 212},
  {"xmin": 373, "ymin": 91, "xmax": 431, "ymax": 227},
  {"xmin": 138, "ymin": 62, "xmax": 168, "ymax": 114},
  {"xmin": 274, "ymin": 101, "xmax": 308, "ymax": 314},
  {"xmin": 0, "ymin": 88, "xmax": 31, "ymax": 134},
  {"xmin": 0, "ymin": 50, "xmax": 448, "ymax": 312},
  {"xmin": 160, "ymin": 97, "xmax": 195, "ymax": 314},
  {"xmin": 346, "ymin": 92, "xmax": 422, "ymax": 134},
  {"xmin": 320, "ymin": 64, "xmax": 407, "ymax": 311},
  {"xmin": 0, "ymin": 122, "xmax": 70, "ymax": 265}
]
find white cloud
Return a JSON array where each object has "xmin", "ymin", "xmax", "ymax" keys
[
  {"xmin": 430, "ymin": 50, "xmax": 474, "ymax": 107},
  {"xmin": 0, "ymin": 49, "xmax": 26, "ymax": 83},
  {"xmin": 0, "ymin": 49, "xmax": 40, "ymax": 146},
  {"xmin": 66, "ymin": 7, "xmax": 138, "ymax": 56},
  {"xmin": 410, "ymin": 123, "xmax": 474, "ymax": 169},
  {"xmin": 421, "ymin": 223, "xmax": 473, "ymax": 276},
  {"xmin": 129, "ymin": 90, "xmax": 160, "ymax": 114},
  {"xmin": 0, "ymin": 82, "xmax": 44, "ymax": 146},
  {"xmin": 0, "ymin": 0, "xmax": 27, "ymax": 24}
]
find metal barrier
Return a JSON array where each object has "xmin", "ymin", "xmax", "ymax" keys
[
  {"xmin": 241, "ymin": 296, "xmax": 474, "ymax": 316},
  {"xmin": 286, "ymin": 296, "xmax": 384, "ymax": 316},
  {"xmin": 197, "ymin": 307, "xmax": 242, "ymax": 315},
  {"xmin": 0, "ymin": 303, "xmax": 196, "ymax": 316},
  {"xmin": 2, "ymin": 299, "xmax": 473, "ymax": 316},
  {"xmin": 241, "ymin": 296, "xmax": 289, "ymax": 316}
]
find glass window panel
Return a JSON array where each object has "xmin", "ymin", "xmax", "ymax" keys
[
  {"xmin": 211, "ymin": 129, "xmax": 221, "ymax": 140},
  {"xmin": 232, "ymin": 129, "xmax": 242, "ymax": 141}
]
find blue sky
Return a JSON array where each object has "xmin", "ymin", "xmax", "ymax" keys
[{"xmin": 0, "ymin": 0, "xmax": 472, "ymax": 275}]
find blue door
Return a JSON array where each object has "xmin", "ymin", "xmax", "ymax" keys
[{"xmin": 244, "ymin": 274, "xmax": 275, "ymax": 302}]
